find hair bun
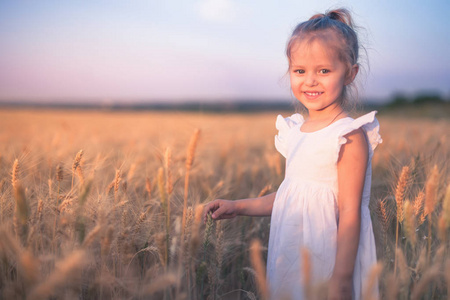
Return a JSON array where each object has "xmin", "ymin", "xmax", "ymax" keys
[{"xmin": 326, "ymin": 8, "xmax": 354, "ymax": 28}]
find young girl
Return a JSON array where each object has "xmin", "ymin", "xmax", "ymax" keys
[{"xmin": 203, "ymin": 8, "xmax": 381, "ymax": 300}]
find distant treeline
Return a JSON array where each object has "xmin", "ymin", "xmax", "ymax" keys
[
  {"xmin": 0, "ymin": 93, "xmax": 448, "ymax": 113},
  {"xmin": 0, "ymin": 100, "xmax": 295, "ymax": 113},
  {"xmin": 385, "ymin": 93, "xmax": 449, "ymax": 107}
]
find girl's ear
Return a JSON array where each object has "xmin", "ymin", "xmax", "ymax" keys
[{"xmin": 345, "ymin": 64, "xmax": 359, "ymax": 85}]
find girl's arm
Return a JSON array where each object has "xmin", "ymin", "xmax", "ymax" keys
[
  {"xmin": 203, "ymin": 192, "xmax": 276, "ymax": 222},
  {"xmin": 329, "ymin": 128, "xmax": 368, "ymax": 299}
]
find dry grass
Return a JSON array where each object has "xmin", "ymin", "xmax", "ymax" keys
[{"xmin": 0, "ymin": 108, "xmax": 449, "ymax": 299}]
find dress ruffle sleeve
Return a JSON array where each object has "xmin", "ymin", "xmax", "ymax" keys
[
  {"xmin": 337, "ymin": 111, "xmax": 382, "ymax": 159},
  {"xmin": 275, "ymin": 113, "xmax": 303, "ymax": 158}
]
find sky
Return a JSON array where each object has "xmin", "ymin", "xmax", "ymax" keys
[{"xmin": 0, "ymin": 0, "xmax": 449, "ymax": 104}]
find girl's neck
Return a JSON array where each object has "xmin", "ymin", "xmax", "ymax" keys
[
  {"xmin": 301, "ymin": 106, "xmax": 348, "ymax": 133},
  {"xmin": 306, "ymin": 106, "xmax": 346, "ymax": 122}
]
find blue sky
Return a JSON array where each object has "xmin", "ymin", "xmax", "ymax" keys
[{"xmin": 0, "ymin": 0, "xmax": 449, "ymax": 103}]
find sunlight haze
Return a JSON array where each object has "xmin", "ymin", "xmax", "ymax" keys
[{"xmin": 0, "ymin": 0, "xmax": 449, "ymax": 103}]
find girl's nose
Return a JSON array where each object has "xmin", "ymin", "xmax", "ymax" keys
[{"xmin": 305, "ymin": 73, "xmax": 318, "ymax": 86}]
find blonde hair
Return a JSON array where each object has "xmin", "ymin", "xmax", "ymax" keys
[{"xmin": 287, "ymin": 8, "xmax": 363, "ymax": 109}]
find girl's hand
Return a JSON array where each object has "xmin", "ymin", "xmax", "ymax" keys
[
  {"xmin": 203, "ymin": 199, "xmax": 238, "ymax": 223},
  {"xmin": 327, "ymin": 275, "xmax": 353, "ymax": 300}
]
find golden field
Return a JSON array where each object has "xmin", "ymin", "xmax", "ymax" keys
[{"xmin": 0, "ymin": 108, "xmax": 449, "ymax": 300}]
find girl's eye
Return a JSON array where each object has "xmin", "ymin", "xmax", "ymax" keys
[
  {"xmin": 319, "ymin": 69, "xmax": 330, "ymax": 74},
  {"xmin": 294, "ymin": 69, "xmax": 305, "ymax": 74}
]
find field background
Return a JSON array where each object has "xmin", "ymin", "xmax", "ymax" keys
[{"xmin": 0, "ymin": 108, "xmax": 449, "ymax": 299}]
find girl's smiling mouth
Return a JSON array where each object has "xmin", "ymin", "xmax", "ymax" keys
[
  {"xmin": 304, "ymin": 92, "xmax": 323, "ymax": 96},
  {"xmin": 304, "ymin": 91, "xmax": 324, "ymax": 99}
]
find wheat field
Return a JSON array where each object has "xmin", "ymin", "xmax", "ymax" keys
[{"xmin": 0, "ymin": 108, "xmax": 449, "ymax": 299}]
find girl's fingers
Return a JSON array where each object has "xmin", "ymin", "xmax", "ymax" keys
[
  {"xmin": 203, "ymin": 199, "xmax": 235, "ymax": 222},
  {"xmin": 211, "ymin": 203, "xmax": 231, "ymax": 219},
  {"xmin": 211, "ymin": 206, "xmax": 224, "ymax": 219},
  {"xmin": 203, "ymin": 200, "xmax": 220, "ymax": 222}
]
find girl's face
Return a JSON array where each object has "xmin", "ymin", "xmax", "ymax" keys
[{"xmin": 289, "ymin": 38, "xmax": 358, "ymax": 114}]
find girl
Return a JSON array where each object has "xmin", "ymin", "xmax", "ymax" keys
[{"xmin": 203, "ymin": 8, "xmax": 381, "ymax": 300}]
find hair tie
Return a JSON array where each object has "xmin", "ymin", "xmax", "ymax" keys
[{"xmin": 328, "ymin": 11, "xmax": 338, "ymax": 20}]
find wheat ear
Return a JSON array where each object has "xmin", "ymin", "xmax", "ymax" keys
[
  {"xmin": 413, "ymin": 191, "xmax": 425, "ymax": 225},
  {"xmin": 114, "ymin": 169, "xmax": 121, "ymax": 203},
  {"xmin": 71, "ymin": 150, "xmax": 83, "ymax": 189},
  {"xmin": 377, "ymin": 198, "xmax": 390, "ymax": 248},
  {"xmin": 12, "ymin": 158, "xmax": 20, "ymax": 189},
  {"xmin": 394, "ymin": 166, "xmax": 410, "ymax": 276},
  {"xmin": 145, "ymin": 176, "xmax": 152, "ymax": 202},
  {"xmin": 395, "ymin": 166, "xmax": 410, "ymax": 222}
]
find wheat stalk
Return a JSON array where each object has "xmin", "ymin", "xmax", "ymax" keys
[
  {"xmin": 258, "ymin": 184, "xmax": 272, "ymax": 198},
  {"xmin": 182, "ymin": 206, "xmax": 194, "ymax": 294},
  {"xmin": 127, "ymin": 163, "xmax": 137, "ymax": 183},
  {"xmin": 249, "ymin": 239, "xmax": 269, "ymax": 300},
  {"xmin": 28, "ymin": 249, "xmax": 88, "ymax": 300},
  {"xmin": 445, "ymin": 260, "xmax": 450, "ymax": 300},
  {"xmin": 438, "ymin": 214, "xmax": 447, "ymax": 243},
  {"xmin": 101, "ymin": 225, "xmax": 114, "ymax": 259},
  {"xmin": 56, "ymin": 164, "xmax": 64, "ymax": 182},
  {"xmin": 362, "ymin": 262, "xmax": 383, "ymax": 300},
  {"xmin": 424, "ymin": 165, "xmax": 439, "ymax": 217},
  {"xmin": 378, "ymin": 198, "xmax": 390, "ymax": 232},
  {"xmin": 13, "ymin": 182, "xmax": 29, "ymax": 242},
  {"xmin": 48, "ymin": 179, "xmax": 53, "ymax": 199},
  {"xmin": 12, "ymin": 158, "xmax": 20, "ymax": 189},
  {"xmin": 395, "ymin": 166, "xmax": 410, "ymax": 223},
  {"xmin": 190, "ymin": 204, "xmax": 204, "ymax": 257},
  {"xmin": 157, "ymin": 167, "xmax": 166, "ymax": 210},
  {"xmin": 140, "ymin": 272, "xmax": 178, "ymax": 296},
  {"xmin": 114, "ymin": 169, "xmax": 121, "ymax": 203},
  {"xmin": 71, "ymin": 150, "xmax": 83, "ymax": 189},
  {"xmin": 410, "ymin": 265, "xmax": 440, "ymax": 300},
  {"xmin": 215, "ymin": 221, "xmax": 224, "ymax": 271},
  {"xmin": 394, "ymin": 166, "xmax": 410, "ymax": 276},
  {"xmin": 424, "ymin": 165, "xmax": 439, "ymax": 262},
  {"xmin": 414, "ymin": 247, "xmax": 427, "ymax": 282},
  {"xmin": 301, "ymin": 247, "xmax": 312, "ymax": 299},
  {"xmin": 395, "ymin": 248, "xmax": 410, "ymax": 289},
  {"xmin": 164, "ymin": 147, "xmax": 173, "ymax": 197},
  {"xmin": 413, "ymin": 191, "xmax": 425, "ymax": 225},
  {"xmin": 0, "ymin": 229, "xmax": 39, "ymax": 285},
  {"xmin": 82, "ymin": 224, "xmax": 102, "ymax": 248},
  {"xmin": 403, "ymin": 200, "xmax": 416, "ymax": 247},
  {"xmin": 145, "ymin": 176, "xmax": 152, "ymax": 202},
  {"xmin": 76, "ymin": 164, "xmax": 85, "ymax": 185},
  {"xmin": 36, "ymin": 198, "xmax": 44, "ymax": 224},
  {"xmin": 134, "ymin": 209, "xmax": 149, "ymax": 235},
  {"xmin": 155, "ymin": 232, "xmax": 167, "ymax": 267},
  {"xmin": 384, "ymin": 273, "xmax": 399, "ymax": 300},
  {"xmin": 442, "ymin": 184, "xmax": 450, "ymax": 228},
  {"xmin": 164, "ymin": 148, "xmax": 172, "ymax": 265},
  {"xmin": 182, "ymin": 129, "xmax": 200, "ymax": 239}
]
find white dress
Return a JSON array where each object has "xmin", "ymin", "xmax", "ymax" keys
[{"xmin": 267, "ymin": 111, "xmax": 382, "ymax": 300}]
